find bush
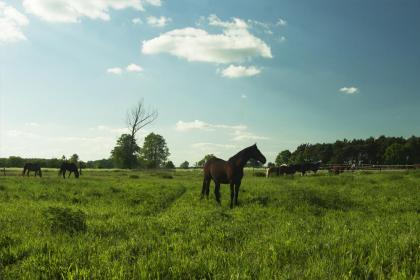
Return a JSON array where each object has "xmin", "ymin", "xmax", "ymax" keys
[{"xmin": 43, "ymin": 207, "xmax": 87, "ymax": 235}]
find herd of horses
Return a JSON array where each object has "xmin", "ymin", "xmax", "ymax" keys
[
  {"xmin": 19, "ymin": 144, "xmax": 348, "ymax": 209},
  {"xmin": 22, "ymin": 162, "xmax": 81, "ymax": 178},
  {"xmin": 265, "ymin": 161, "xmax": 322, "ymax": 177}
]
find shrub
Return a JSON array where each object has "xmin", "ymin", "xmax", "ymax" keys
[{"xmin": 43, "ymin": 207, "xmax": 87, "ymax": 235}]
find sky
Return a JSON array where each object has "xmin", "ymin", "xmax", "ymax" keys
[{"xmin": 1, "ymin": 0, "xmax": 419, "ymax": 165}]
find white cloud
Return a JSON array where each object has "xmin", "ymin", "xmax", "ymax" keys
[
  {"xmin": 142, "ymin": 14, "xmax": 272, "ymax": 64},
  {"xmin": 22, "ymin": 0, "xmax": 160, "ymax": 23},
  {"xmin": 276, "ymin": 18, "xmax": 287, "ymax": 26},
  {"xmin": 278, "ymin": 36, "xmax": 286, "ymax": 42},
  {"xmin": 144, "ymin": 0, "xmax": 161, "ymax": 6},
  {"xmin": 231, "ymin": 129, "xmax": 268, "ymax": 142},
  {"xmin": 25, "ymin": 122, "xmax": 40, "ymax": 127},
  {"xmin": 221, "ymin": 65, "xmax": 261, "ymax": 78},
  {"xmin": 241, "ymin": 94, "xmax": 247, "ymax": 99},
  {"xmin": 0, "ymin": 1, "xmax": 29, "ymax": 44},
  {"xmin": 175, "ymin": 120, "xmax": 246, "ymax": 132},
  {"xmin": 176, "ymin": 120, "xmax": 267, "ymax": 143},
  {"xmin": 147, "ymin": 16, "xmax": 171, "ymax": 27},
  {"xmin": 126, "ymin": 63, "xmax": 143, "ymax": 72},
  {"xmin": 248, "ymin": 19, "xmax": 273, "ymax": 35},
  {"xmin": 94, "ymin": 125, "xmax": 128, "ymax": 134},
  {"xmin": 339, "ymin": 86, "xmax": 359, "ymax": 94},
  {"xmin": 6, "ymin": 129, "xmax": 40, "ymax": 139},
  {"xmin": 132, "ymin": 17, "xmax": 142, "ymax": 24},
  {"xmin": 192, "ymin": 142, "xmax": 236, "ymax": 150},
  {"xmin": 107, "ymin": 67, "xmax": 122, "ymax": 75}
]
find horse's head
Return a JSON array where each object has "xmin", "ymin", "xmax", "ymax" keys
[{"xmin": 250, "ymin": 144, "xmax": 266, "ymax": 164}]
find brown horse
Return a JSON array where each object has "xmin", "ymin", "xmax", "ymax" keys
[{"xmin": 201, "ymin": 144, "xmax": 266, "ymax": 208}]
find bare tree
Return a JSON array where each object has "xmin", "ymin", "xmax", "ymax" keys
[{"xmin": 126, "ymin": 99, "xmax": 158, "ymax": 167}]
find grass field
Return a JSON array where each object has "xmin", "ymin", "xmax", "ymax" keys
[{"xmin": 0, "ymin": 169, "xmax": 419, "ymax": 279}]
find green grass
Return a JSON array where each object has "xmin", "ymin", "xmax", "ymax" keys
[{"xmin": 0, "ymin": 169, "xmax": 419, "ymax": 279}]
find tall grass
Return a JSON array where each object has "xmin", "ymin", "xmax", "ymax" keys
[{"xmin": 0, "ymin": 170, "xmax": 419, "ymax": 279}]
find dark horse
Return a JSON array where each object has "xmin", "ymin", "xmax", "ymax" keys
[
  {"xmin": 201, "ymin": 144, "xmax": 266, "ymax": 208},
  {"xmin": 22, "ymin": 163, "xmax": 42, "ymax": 177},
  {"xmin": 59, "ymin": 162, "xmax": 80, "ymax": 178}
]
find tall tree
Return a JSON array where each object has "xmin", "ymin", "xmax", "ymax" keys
[
  {"xmin": 196, "ymin": 154, "xmax": 216, "ymax": 167},
  {"xmin": 70, "ymin": 154, "xmax": 79, "ymax": 164},
  {"xmin": 111, "ymin": 134, "xmax": 141, "ymax": 168},
  {"xmin": 275, "ymin": 150, "xmax": 291, "ymax": 165},
  {"xmin": 180, "ymin": 161, "xmax": 189, "ymax": 169},
  {"xmin": 141, "ymin": 133, "xmax": 170, "ymax": 168},
  {"xmin": 126, "ymin": 99, "xmax": 158, "ymax": 168}
]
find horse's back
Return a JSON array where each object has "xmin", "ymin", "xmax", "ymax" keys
[{"xmin": 203, "ymin": 158, "xmax": 232, "ymax": 183}]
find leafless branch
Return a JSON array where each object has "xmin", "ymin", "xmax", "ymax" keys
[{"xmin": 126, "ymin": 98, "xmax": 158, "ymax": 139}]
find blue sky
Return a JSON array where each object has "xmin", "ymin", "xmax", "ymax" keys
[{"xmin": 1, "ymin": 0, "xmax": 419, "ymax": 165}]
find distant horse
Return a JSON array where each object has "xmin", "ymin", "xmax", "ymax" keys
[
  {"xmin": 22, "ymin": 163, "xmax": 42, "ymax": 177},
  {"xmin": 282, "ymin": 164, "xmax": 297, "ymax": 175},
  {"xmin": 266, "ymin": 164, "xmax": 297, "ymax": 177},
  {"xmin": 297, "ymin": 161, "xmax": 322, "ymax": 175},
  {"xmin": 329, "ymin": 165, "xmax": 346, "ymax": 175},
  {"xmin": 201, "ymin": 144, "xmax": 266, "ymax": 208},
  {"xmin": 266, "ymin": 166, "xmax": 280, "ymax": 178},
  {"xmin": 59, "ymin": 162, "xmax": 80, "ymax": 178}
]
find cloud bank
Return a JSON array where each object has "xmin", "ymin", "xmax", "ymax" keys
[
  {"xmin": 142, "ymin": 14, "xmax": 272, "ymax": 64},
  {"xmin": 22, "ymin": 0, "xmax": 160, "ymax": 22},
  {"xmin": 0, "ymin": 1, "xmax": 29, "ymax": 44}
]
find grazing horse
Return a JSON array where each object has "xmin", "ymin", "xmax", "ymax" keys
[
  {"xmin": 59, "ymin": 162, "xmax": 80, "ymax": 178},
  {"xmin": 22, "ymin": 163, "xmax": 42, "ymax": 177},
  {"xmin": 201, "ymin": 144, "xmax": 266, "ymax": 208},
  {"xmin": 266, "ymin": 164, "xmax": 297, "ymax": 177},
  {"xmin": 297, "ymin": 161, "xmax": 322, "ymax": 175},
  {"xmin": 329, "ymin": 165, "xmax": 346, "ymax": 175}
]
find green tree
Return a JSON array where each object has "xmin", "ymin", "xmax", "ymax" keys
[
  {"xmin": 275, "ymin": 150, "xmax": 291, "ymax": 165},
  {"xmin": 196, "ymin": 154, "xmax": 216, "ymax": 167},
  {"xmin": 111, "ymin": 134, "xmax": 141, "ymax": 169},
  {"xmin": 384, "ymin": 143, "xmax": 408, "ymax": 164},
  {"xmin": 126, "ymin": 99, "xmax": 158, "ymax": 169},
  {"xmin": 180, "ymin": 161, "xmax": 189, "ymax": 169},
  {"xmin": 164, "ymin": 161, "xmax": 175, "ymax": 169},
  {"xmin": 7, "ymin": 156, "xmax": 24, "ymax": 167},
  {"xmin": 70, "ymin": 154, "xmax": 79, "ymax": 164},
  {"xmin": 140, "ymin": 133, "xmax": 170, "ymax": 168}
]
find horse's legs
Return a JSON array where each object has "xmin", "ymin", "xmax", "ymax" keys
[
  {"xmin": 201, "ymin": 177, "xmax": 209, "ymax": 199},
  {"xmin": 234, "ymin": 181, "xmax": 241, "ymax": 206},
  {"xmin": 205, "ymin": 179, "xmax": 211, "ymax": 198},
  {"xmin": 230, "ymin": 183, "xmax": 235, "ymax": 208},
  {"xmin": 68, "ymin": 171, "xmax": 72, "ymax": 178},
  {"xmin": 62, "ymin": 170, "xmax": 66, "ymax": 179},
  {"xmin": 214, "ymin": 182, "xmax": 221, "ymax": 204}
]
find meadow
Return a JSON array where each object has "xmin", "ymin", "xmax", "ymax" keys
[{"xmin": 0, "ymin": 169, "xmax": 419, "ymax": 279}]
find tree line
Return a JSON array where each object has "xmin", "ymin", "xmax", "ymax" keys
[{"xmin": 274, "ymin": 135, "xmax": 420, "ymax": 166}]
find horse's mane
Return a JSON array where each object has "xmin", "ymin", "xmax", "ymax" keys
[{"xmin": 228, "ymin": 145, "xmax": 255, "ymax": 162}]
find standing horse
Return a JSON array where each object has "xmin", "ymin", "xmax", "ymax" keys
[
  {"xmin": 201, "ymin": 144, "xmax": 266, "ymax": 208},
  {"xmin": 22, "ymin": 163, "xmax": 42, "ymax": 177},
  {"xmin": 266, "ymin": 166, "xmax": 279, "ymax": 178},
  {"xmin": 59, "ymin": 162, "xmax": 80, "ymax": 178}
]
